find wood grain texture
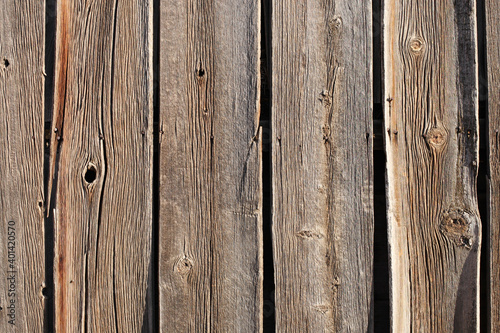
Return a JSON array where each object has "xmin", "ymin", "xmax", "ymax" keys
[
  {"xmin": 159, "ymin": 0, "xmax": 262, "ymax": 332},
  {"xmin": 50, "ymin": 0, "xmax": 153, "ymax": 331},
  {"xmin": 271, "ymin": 0, "xmax": 374, "ymax": 331},
  {"xmin": 486, "ymin": 0, "xmax": 500, "ymax": 331},
  {"xmin": 383, "ymin": 0, "xmax": 480, "ymax": 331},
  {"xmin": 0, "ymin": 0, "xmax": 46, "ymax": 331}
]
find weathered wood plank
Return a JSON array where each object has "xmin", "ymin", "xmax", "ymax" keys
[
  {"xmin": 271, "ymin": 1, "xmax": 374, "ymax": 331},
  {"xmin": 159, "ymin": 1, "xmax": 262, "ymax": 331},
  {"xmin": 49, "ymin": 0, "xmax": 153, "ymax": 331},
  {"xmin": 0, "ymin": 1, "xmax": 46, "ymax": 331},
  {"xmin": 383, "ymin": 0, "xmax": 480, "ymax": 331},
  {"xmin": 486, "ymin": 0, "xmax": 500, "ymax": 331}
]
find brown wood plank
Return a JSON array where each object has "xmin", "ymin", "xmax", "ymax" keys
[
  {"xmin": 159, "ymin": 1, "xmax": 263, "ymax": 331},
  {"xmin": 383, "ymin": 0, "xmax": 480, "ymax": 331},
  {"xmin": 486, "ymin": 0, "xmax": 500, "ymax": 331},
  {"xmin": 0, "ymin": 0, "xmax": 46, "ymax": 331},
  {"xmin": 49, "ymin": 0, "xmax": 153, "ymax": 331},
  {"xmin": 271, "ymin": 1, "xmax": 374, "ymax": 331}
]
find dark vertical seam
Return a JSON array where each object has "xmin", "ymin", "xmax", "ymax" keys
[
  {"xmin": 44, "ymin": 0, "xmax": 57, "ymax": 331},
  {"xmin": 151, "ymin": 0, "xmax": 161, "ymax": 329}
]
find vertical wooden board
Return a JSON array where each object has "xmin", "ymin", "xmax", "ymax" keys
[
  {"xmin": 383, "ymin": 0, "xmax": 480, "ymax": 331},
  {"xmin": 159, "ymin": 0, "xmax": 262, "ymax": 332},
  {"xmin": 0, "ymin": 0, "xmax": 45, "ymax": 331},
  {"xmin": 49, "ymin": 0, "xmax": 153, "ymax": 331},
  {"xmin": 486, "ymin": 0, "xmax": 500, "ymax": 331},
  {"xmin": 271, "ymin": 0, "xmax": 374, "ymax": 331}
]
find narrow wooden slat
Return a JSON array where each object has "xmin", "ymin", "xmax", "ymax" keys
[
  {"xmin": 486, "ymin": 1, "xmax": 500, "ymax": 331},
  {"xmin": 271, "ymin": 1, "xmax": 374, "ymax": 331},
  {"xmin": 383, "ymin": 0, "xmax": 480, "ymax": 331},
  {"xmin": 49, "ymin": 0, "xmax": 153, "ymax": 331},
  {"xmin": 0, "ymin": 1, "xmax": 45, "ymax": 331},
  {"xmin": 159, "ymin": 1, "xmax": 262, "ymax": 331}
]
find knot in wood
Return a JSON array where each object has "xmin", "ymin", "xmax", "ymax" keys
[
  {"xmin": 177, "ymin": 257, "xmax": 193, "ymax": 276},
  {"xmin": 409, "ymin": 36, "xmax": 426, "ymax": 54},
  {"xmin": 2, "ymin": 58, "xmax": 10, "ymax": 69},
  {"xmin": 296, "ymin": 230, "xmax": 323, "ymax": 239},
  {"xmin": 440, "ymin": 209, "xmax": 474, "ymax": 249},
  {"xmin": 425, "ymin": 127, "xmax": 447, "ymax": 150},
  {"xmin": 196, "ymin": 68, "xmax": 205, "ymax": 78},
  {"xmin": 319, "ymin": 90, "xmax": 331, "ymax": 107},
  {"xmin": 84, "ymin": 163, "xmax": 98, "ymax": 184},
  {"xmin": 329, "ymin": 16, "xmax": 342, "ymax": 31},
  {"xmin": 322, "ymin": 124, "xmax": 331, "ymax": 142}
]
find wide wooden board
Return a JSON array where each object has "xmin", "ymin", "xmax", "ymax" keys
[
  {"xmin": 49, "ymin": 0, "xmax": 153, "ymax": 331},
  {"xmin": 0, "ymin": 0, "xmax": 46, "ymax": 331},
  {"xmin": 486, "ymin": 0, "xmax": 500, "ymax": 331},
  {"xmin": 271, "ymin": 0, "xmax": 374, "ymax": 331},
  {"xmin": 383, "ymin": 0, "xmax": 480, "ymax": 331},
  {"xmin": 159, "ymin": 0, "xmax": 263, "ymax": 331}
]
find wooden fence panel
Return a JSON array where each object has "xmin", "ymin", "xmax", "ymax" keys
[
  {"xmin": 486, "ymin": 1, "xmax": 500, "ymax": 331},
  {"xmin": 159, "ymin": 0, "xmax": 262, "ymax": 331},
  {"xmin": 383, "ymin": 0, "xmax": 480, "ymax": 331},
  {"xmin": 0, "ymin": 1, "xmax": 46, "ymax": 331},
  {"xmin": 271, "ymin": 1, "xmax": 374, "ymax": 331},
  {"xmin": 49, "ymin": 0, "xmax": 153, "ymax": 331}
]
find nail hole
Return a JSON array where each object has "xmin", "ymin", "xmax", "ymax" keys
[
  {"xmin": 41, "ymin": 287, "xmax": 48, "ymax": 297},
  {"xmin": 3, "ymin": 58, "xmax": 9, "ymax": 67},
  {"xmin": 84, "ymin": 166, "xmax": 97, "ymax": 183}
]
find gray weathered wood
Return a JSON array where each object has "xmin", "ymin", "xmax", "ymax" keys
[
  {"xmin": 0, "ymin": 0, "xmax": 46, "ymax": 331},
  {"xmin": 159, "ymin": 0, "xmax": 263, "ymax": 331},
  {"xmin": 49, "ymin": 0, "xmax": 153, "ymax": 331},
  {"xmin": 271, "ymin": 0, "xmax": 374, "ymax": 331},
  {"xmin": 383, "ymin": 0, "xmax": 480, "ymax": 331},
  {"xmin": 486, "ymin": 0, "xmax": 500, "ymax": 331}
]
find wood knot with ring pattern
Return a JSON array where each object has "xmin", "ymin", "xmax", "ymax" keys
[
  {"xmin": 409, "ymin": 36, "xmax": 426, "ymax": 55},
  {"xmin": 425, "ymin": 127, "xmax": 447, "ymax": 150}
]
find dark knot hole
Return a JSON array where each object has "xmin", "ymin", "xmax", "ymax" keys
[
  {"xmin": 196, "ymin": 68, "xmax": 205, "ymax": 77},
  {"xmin": 84, "ymin": 165, "xmax": 97, "ymax": 183}
]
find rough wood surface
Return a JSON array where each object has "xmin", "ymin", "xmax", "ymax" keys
[
  {"xmin": 159, "ymin": 0, "xmax": 263, "ymax": 331},
  {"xmin": 486, "ymin": 1, "xmax": 500, "ymax": 331},
  {"xmin": 383, "ymin": 0, "xmax": 480, "ymax": 331},
  {"xmin": 0, "ymin": 1, "xmax": 46, "ymax": 331},
  {"xmin": 49, "ymin": 0, "xmax": 153, "ymax": 331},
  {"xmin": 271, "ymin": 0, "xmax": 374, "ymax": 331}
]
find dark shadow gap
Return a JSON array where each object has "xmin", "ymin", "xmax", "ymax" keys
[
  {"xmin": 372, "ymin": 0, "xmax": 390, "ymax": 331},
  {"xmin": 147, "ymin": 0, "xmax": 161, "ymax": 330},
  {"xmin": 476, "ymin": 0, "xmax": 488, "ymax": 331},
  {"xmin": 261, "ymin": 0, "xmax": 275, "ymax": 332},
  {"xmin": 44, "ymin": 0, "xmax": 57, "ymax": 331}
]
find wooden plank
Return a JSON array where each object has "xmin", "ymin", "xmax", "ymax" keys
[
  {"xmin": 271, "ymin": 1, "xmax": 374, "ymax": 331},
  {"xmin": 0, "ymin": 0, "xmax": 46, "ymax": 331},
  {"xmin": 159, "ymin": 0, "xmax": 262, "ymax": 332},
  {"xmin": 486, "ymin": 0, "xmax": 500, "ymax": 331},
  {"xmin": 383, "ymin": 0, "xmax": 480, "ymax": 331},
  {"xmin": 49, "ymin": 0, "xmax": 153, "ymax": 331}
]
